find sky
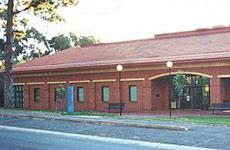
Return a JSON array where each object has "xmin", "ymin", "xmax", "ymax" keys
[{"xmin": 32, "ymin": 0, "xmax": 230, "ymax": 42}]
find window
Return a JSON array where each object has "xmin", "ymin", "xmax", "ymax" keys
[
  {"xmin": 77, "ymin": 86, "xmax": 84, "ymax": 102},
  {"xmin": 102, "ymin": 86, "xmax": 109, "ymax": 102},
  {"xmin": 55, "ymin": 87, "xmax": 65, "ymax": 102},
  {"xmin": 34, "ymin": 88, "xmax": 40, "ymax": 101},
  {"xmin": 129, "ymin": 85, "xmax": 137, "ymax": 102}
]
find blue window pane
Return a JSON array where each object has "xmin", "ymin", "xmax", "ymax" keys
[
  {"xmin": 102, "ymin": 86, "xmax": 109, "ymax": 102},
  {"xmin": 77, "ymin": 87, "xmax": 84, "ymax": 102},
  {"xmin": 129, "ymin": 85, "xmax": 137, "ymax": 102}
]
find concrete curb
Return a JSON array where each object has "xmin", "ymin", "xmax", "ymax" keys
[{"xmin": 0, "ymin": 113, "xmax": 189, "ymax": 131}]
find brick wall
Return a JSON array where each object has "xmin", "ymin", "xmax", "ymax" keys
[{"xmin": 13, "ymin": 61, "xmax": 230, "ymax": 112}]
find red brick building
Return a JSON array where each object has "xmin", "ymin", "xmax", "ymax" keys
[{"xmin": 13, "ymin": 27, "xmax": 230, "ymax": 112}]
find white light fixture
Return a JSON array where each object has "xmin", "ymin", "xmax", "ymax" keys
[
  {"xmin": 204, "ymin": 85, "xmax": 209, "ymax": 93},
  {"xmin": 166, "ymin": 61, "xmax": 173, "ymax": 68},
  {"xmin": 116, "ymin": 64, "xmax": 123, "ymax": 72}
]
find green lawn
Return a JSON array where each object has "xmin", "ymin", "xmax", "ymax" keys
[
  {"xmin": 127, "ymin": 115, "xmax": 230, "ymax": 126},
  {"xmin": 1, "ymin": 108, "xmax": 230, "ymax": 126},
  {"xmin": 62, "ymin": 111, "xmax": 230, "ymax": 126},
  {"xmin": 61, "ymin": 111, "xmax": 120, "ymax": 117},
  {"xmin": 178, "ymin": 116, "xmax": 230, "ymax": 126}
]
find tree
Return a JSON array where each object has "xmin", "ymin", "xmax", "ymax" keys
[
  {"xmin": 173, "ymin": 71, "xmax": 187, "ymax": 108},
  {"xmin": 4, "ymin": 0, "xmax": 14, "ymax": 108},
  {"xmin": 70, "ymin": 33, "xmax": 100, "ymax": 47},
  {"xmin": 19, "ymin": 27, "xmax": 52, "ymax": 61},
  {"xmin": 17, "ymin": 31, "xmax": 100, "ymax": 62},
  {"xmin": 48, "ymin": 33, "xmax": 100, "ymax": 52},
  {"xmin": 3, "ymin": 0, "xmax": 78, "ymax": 108},
  {"xmin": 77, "ymin": 36, "xmax": 100, "ymax": 47},
  {"xmin": 49, "ymin": 34, "xmax": 71, "ymax": 52},
  {"xmin": 1, "ymin": 30, "xmax": 100, "ymax": 63}
]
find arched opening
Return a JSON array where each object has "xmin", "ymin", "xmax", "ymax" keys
[{"xmin": 150, "ymin": 73, "xmax": 211, "ymax": 111}]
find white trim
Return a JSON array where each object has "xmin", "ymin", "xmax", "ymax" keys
[
  {"xmin": 93, "ymin": 79, "xmax": 116, "ymax": 83},
  {"xmin": 47, "ymin": 81, "xmax": 66, "ymax": 84},
  {"xmin": 27, "ymin": 82, "xmax": 45, "ymax": 85},
  {"xmin": 121, "ymin": 78, "xmax": 145, "ymax": 82},
  {"xmin": 13, "ymin": 83, "xmax": 25, "ymax": 86},
  {"xmin": 0, "ymin": 125, "xmax": 218, "ymax": 150},
  {"xmin": 69, "ymin": 80, "xmax": 90, "ymax": 84},
  {"xmin": 217, "ymin": 74, "xmax": 230, "ymax": 78},
  {"xmin": 149, "ymin": 71, "xmax": 213, "ymax": 80}
]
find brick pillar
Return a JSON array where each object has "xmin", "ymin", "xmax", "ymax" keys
[
  {"xmin": 43, "ymin": 83, "xmax": 49, "ymax": 110},
  {"xmin": 23, "ymin": 83, "xmax": 29, "ymax": 109},
  {"xmin": 210, "ymin": 76, "xmax": 223, "ymax": 104},
  {"xmin": 142, "ymin": 78, "xmax": 152, "ymax": 112},
  {"xmin": 89, "ymin": 81, "xmax": 96, "ymax": 110},
  {"xmin": 113, "ymin": 72, "xmax": 120, "ymax": 102}
]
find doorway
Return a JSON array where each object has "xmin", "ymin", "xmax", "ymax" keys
[{"xmin": 179, "ymin": 75, "xmax": 210, "ymax": 109}]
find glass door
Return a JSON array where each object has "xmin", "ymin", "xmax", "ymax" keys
[{"xmin": 179, "ymin": 75, "xmax": 210, "ymax": 109}]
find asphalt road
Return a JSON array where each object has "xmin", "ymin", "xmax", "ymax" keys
[
  {"xmin": 0, "ymin": 116, "xmax": 229, "ymax": 150},
  {"xmin": 0, "ymin": 128, "xmax": 167, "ymax": 150}
]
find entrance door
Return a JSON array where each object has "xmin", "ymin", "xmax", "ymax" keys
[
  {"xmin": 181, "ymin": 87, "xmax": 192, "ymax": 109},
  {"xmin": 14, "ymin": 85, "xmax": 24, "ymax": 108},
  {"xmin": 181, "ymin": 86, "xmax": 202, "ymax": 109},
  {"xmin": 192, "ymin": 86, "xmax": 203, "ymax": 109},
  {"xmin": 179, "ymin": 75, "xmax": 209, "ymax": 109}
]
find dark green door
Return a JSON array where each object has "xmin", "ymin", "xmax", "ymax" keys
[{"xmin": 14, "ymin": 85, "xmax": 24, "ymax": 108}]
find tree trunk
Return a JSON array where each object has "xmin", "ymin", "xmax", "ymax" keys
[{"xmin": 4, "ymin": 0, "xmax": 14, "ymax": 108}]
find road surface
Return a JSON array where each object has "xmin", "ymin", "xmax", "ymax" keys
[{"xmin": 0, "ymin": 116, "xmax": 228, "ymax": 150}]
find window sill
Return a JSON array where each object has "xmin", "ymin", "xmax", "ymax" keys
[{"xmin": 129, "ymin": 101, "xmax": 138, "ymax": 103}]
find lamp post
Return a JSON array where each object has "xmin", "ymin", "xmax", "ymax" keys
[
  {"xmin": 116, "ymin": 64, "xmax": 123, "ymax": 116},
  {"xmin": 166, "ymin": 61, "xmax": 173, "ymax": 117}
]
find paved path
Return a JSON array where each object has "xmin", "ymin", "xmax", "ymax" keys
[{"xmin": 0, "ymin": 116, "xmax": 229, "ymax": 149}]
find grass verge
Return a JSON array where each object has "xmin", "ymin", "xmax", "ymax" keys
[
  {"xmin": 127, "ymin": 115, "xmax": 230, "ymax": 126},
  {"xmin": 61, "ymin": 111, "xmax": 120, "ymax": 117}
]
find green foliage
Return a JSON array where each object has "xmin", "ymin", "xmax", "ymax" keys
[
  {"xmin": 173, "ymin": 72, "xmax": 187, "ymax": 97},
  {"xmin": 1, "ymin": 0, "xmax": 78, "ymax": 62},
  {"xmin": 0, "ymin": 39, "xmax": 4, "ymax": 50},
  {"xmin": 12, "ymin": 27, "xmax": 51, "ymax": 62},
  {"xmin": 0, "ymin": 8, "xmax": 7, "ymax": 20},
  {"xmin": 14, "ymin": 0, "xmax": 78, "ymax": 22},
  {"xmin": 70, "ymin": 33, "xmax": 100, "ymax": 47},
  {"xmin": 49, "ymin": 33, "xmax": 100, "ymax": 52},
  {"xmin": 6, "ymin": 29, "xmax": 100, "ymax": 63},
  {"xmin": 49, "ymin": 34, "xmax": 71, "ymax": 52},
  {"xmin": 0, "ymin": 39, "xmax": 4, "ymax": 61},
  {"xmin": 2, "ymin": 0, "xmax": 99, "ymax": 64},
  {"xmin": 72, "ymin": 35, "xmax": 100, "ymax": 47},
  {"xmin": 55, "ymin": 87, "xmax": 65, "ymax": 102}
]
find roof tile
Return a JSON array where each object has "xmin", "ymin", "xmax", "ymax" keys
[{"xmin": 14, "ymin": 27, "xmax": 230, "ymax": 72}]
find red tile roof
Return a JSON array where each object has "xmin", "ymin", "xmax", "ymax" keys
[{"xmin": 14, "ymin": 26, "xmax": 230, "ymax": 72}]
